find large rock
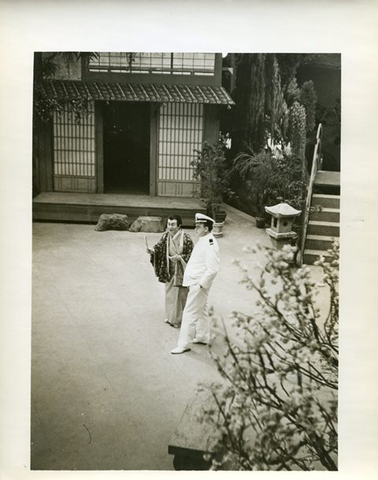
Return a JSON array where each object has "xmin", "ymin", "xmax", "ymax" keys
[
  {"xmin": 129, "ymin": 216, "xmax": 165, "ymax": 233},
  {"xmin": 95, "ymin": 213, "xmax": 130, "ymax": 232}
]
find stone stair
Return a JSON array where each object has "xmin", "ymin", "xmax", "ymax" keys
[{"xmin": 303, "ymin": 192, "xmax": 340, "ymax": 265}]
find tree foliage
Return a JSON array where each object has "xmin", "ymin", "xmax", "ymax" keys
[
  {"xmin": 33, "ymin": 52, "xmax": 98, "ymax": 123},
  {"xmin": 276, "ymin": 54, "xmax": 315, "ymax": 94},
  {"xmin": 34, "ymin": 52, "xmax": 99, "ymax": 82},
  {"xmin": 300, "ymin": 81, "xmax": 318, "ymax": 133},
  {"xmin": 232, "ymin": 54, "xmax": 267, "ymax": 152},
  {"xmin": 33, "ymin": 95, "xmax": 92, "ymax": 124},
  {"xmin": 289, "ymin": 101, "xmax": 308, "ymax": 181},
  {"xmin": 228, "ymin": 53, "xmax": 319, "ymax": 219},
  {"xmin": 231, "ymin": 143, "xmax": 305, "ymax": 217},
  {"xmin": 231, "ymin": 54, "xmax": 302, "ymax": 153},
  {"xmin": 200, "ymin": 242, "xmax": 339, "ymax": 471}
]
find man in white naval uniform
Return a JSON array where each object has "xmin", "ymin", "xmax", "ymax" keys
[{"xmin": 171, "ymin": 213, "xmax": 220, "ymax": 354}]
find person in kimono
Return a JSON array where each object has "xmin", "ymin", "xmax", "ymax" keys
[{"xmin": 147, "ymin": 215, "xmax": 194, "ymax": 328}]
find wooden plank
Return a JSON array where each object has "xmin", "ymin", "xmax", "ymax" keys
[
  {"xmin": 33, "ymin": 203, "xmax": 202, "ymax": 227},
  {"xmin": 33, "ymin": 192, "xmax": 203, "ymax": 208},
  {"xmin": 32, "ymin": 192, "xmax": 206, "ymax": 226}
]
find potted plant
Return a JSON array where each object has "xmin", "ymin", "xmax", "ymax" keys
[
  {"xmin": 214, "ymin": 208, "xmax": 227, "ymax": 224},
  {"xmin": 191, "ymin": 136, "xmax": 232, "ymax": 236}
]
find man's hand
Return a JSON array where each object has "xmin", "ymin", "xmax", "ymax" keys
[{"xmin": 169, "ymin": 254, "xmax": 181, "ymax": 262}]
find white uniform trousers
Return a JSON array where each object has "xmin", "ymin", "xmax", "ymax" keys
[
  {"xmin": 165, "ymin": 277, "xmax": 188, "ymax": 327},
  {"xmin": 177, "ymin": 285, "xmax": 210, "ymax": 348}
]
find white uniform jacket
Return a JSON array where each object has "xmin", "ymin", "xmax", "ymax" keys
[{"xmin": 183, "ymin": 233, "xmax": 220, "ymax": 290}]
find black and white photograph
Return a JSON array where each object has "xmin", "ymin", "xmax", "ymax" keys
[
  {"xmin": 0, "ymin": 2, "xmax": 377, "ymax": 480},
  {"xmin": 31, "ymin": 51, "xmax": 340, "ymax": 471}
]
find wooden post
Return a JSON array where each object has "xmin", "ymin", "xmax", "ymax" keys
[
  {"xmin": 36, "ymin": 116, "xmax": 53, "ymax": 192},
  {"xmin": 95, "ymin": 102, "xmax": 104, "ymax": 193},
  {"xmin": 149, "ymin": 103, "xmax": 158, "ymax": 196},
  {"xmin": 213, "ymin": 53, "xmax": 223, "ymax": 85}
]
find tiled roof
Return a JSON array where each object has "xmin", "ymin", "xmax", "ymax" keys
[{"xmin": 36, "ymin": 80, "xmax": 235, "ymax": 105}]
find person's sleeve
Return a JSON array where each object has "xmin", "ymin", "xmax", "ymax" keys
[
  {"xmin": 199, "ymin": 242, "xmax": 220, "ymax": 289},
  {"xmin": 153, "ymin": 233, "xmax": 166, "ymax": 251},
  {"xmin": 150, "ymin": 234, "xmax": 165, "ymax": 265},
  {"xmin": 181, "ymin": 234, "xmax": 194, "ymax": 264}
]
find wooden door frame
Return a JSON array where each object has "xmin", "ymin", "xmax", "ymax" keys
[
  {"xmin": 95, "ymin": 102, "xmax": 104, "ymax": 193},
  {"xmin": 149, "ymin": 103, "xmax": 159, "ymax": 196},
  {"xmin": 96, "ymin": 100, "xmax": 156, "ymax": 195}
]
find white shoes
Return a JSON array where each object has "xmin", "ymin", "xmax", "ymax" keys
[
  {"xmin": 171, "ymin": 338, "xmax": 208, "ymax": 354},
  {"xmin": 164, "ymin": 319, "xmax": 180, "ymax": 328},
  {"xmin": 171, "ymin": 346, "xmax": 191, "ymax": 355}
]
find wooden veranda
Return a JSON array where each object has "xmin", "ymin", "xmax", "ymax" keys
[{"xmin": 32, "ymin": 192, "xmax": 206, "ymax": 227}]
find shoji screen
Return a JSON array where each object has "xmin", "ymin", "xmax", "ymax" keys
[
  {"xmin": 157, "ymin": 103, "xmax": 203, "ymax": 196},
  {"xmin": 53, "ymin": 102, "xmax": 96, "ymax": 192}
]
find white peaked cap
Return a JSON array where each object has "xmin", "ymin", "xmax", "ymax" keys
[{"xmin": 195, "ymin": 213, "xmax": 215, "ymax": 224}]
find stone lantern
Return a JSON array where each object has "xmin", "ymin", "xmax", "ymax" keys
[{"xmin": 265, "ymin": 202, "xmax": 301, "ymax": 250}]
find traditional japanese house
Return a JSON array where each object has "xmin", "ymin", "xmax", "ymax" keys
[{"xmin": 33, "ymin": 52, "xmax": 235, "ymax": 225}]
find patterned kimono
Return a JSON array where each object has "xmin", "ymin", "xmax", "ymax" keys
[{"xmin": 150, "ymin": 230, "xmax": 194, "ymax": 327}]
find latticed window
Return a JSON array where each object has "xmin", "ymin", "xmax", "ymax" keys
[
  {"xmin": 53, "ymin": 103, "xmax": 96, "ymax": 192},
  {"xmin": 89, "ymin": 53, "xmax": 215, "ymax": 76},
  {"xmin": 157, "ymin": 103, "xmax": 203, "ymax": 196}
]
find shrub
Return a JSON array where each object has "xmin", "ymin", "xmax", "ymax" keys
[
  {"xmin": 231, "ymin": 144, "xmax": 306, "ymax": 217},
  {"xmin": 200, "ymin": 242, "xmax": 339, "ymax": 471},
  {"xmin": 191, "ymin": 136, "xmax": 232, "ymax": 217}
]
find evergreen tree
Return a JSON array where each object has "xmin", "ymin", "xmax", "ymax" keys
[
  {"xmin": 300, "ymin": 80, "xmax": 318, "ymax": 134},
  {"xmin": 232, "ymin": 54, "xmax": 267, "ymax": 153}
]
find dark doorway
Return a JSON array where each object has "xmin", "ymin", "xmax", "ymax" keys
[{"xmin": 103, "ymin": 102, "xmax": 150, "ymax": 194}]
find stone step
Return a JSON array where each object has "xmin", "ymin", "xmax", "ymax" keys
[
  {"xmin": 314, "ymin": 170, "xmax": 340, "ymax": 188},
  {"xmin": 310, "ymin": 207, "xmax": 340, "ymax": 223},
  {"xmin": 312, "ymin": 193, "xmax": 340, "ymax": 209},
  {"xmin": 308, "ymin": 220, "xmax": 340, "ymax": 237},
  {"xmin": 303, "ymin": 248, "xmax": 333, "ymax": 265},
  {"xmin": 306, "ymin": 234, "xmax": 337, "ymax": 251}
]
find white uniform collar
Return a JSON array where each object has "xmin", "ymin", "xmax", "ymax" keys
[{"xmin": 198, "ymin": 232, "xmax": 212, "ymax": 241}]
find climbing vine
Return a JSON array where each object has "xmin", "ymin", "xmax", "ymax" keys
[{"xmin": 34, "ymin": 94, "xmax": 92, "ymax": 124}]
